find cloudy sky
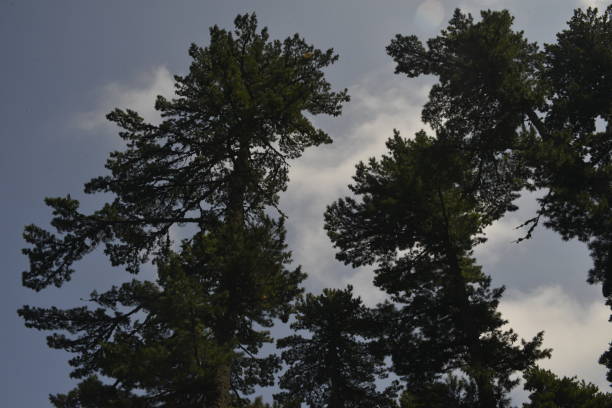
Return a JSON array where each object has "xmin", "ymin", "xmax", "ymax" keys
[{"xmin": 2, "ymin": 0, "xmax": 609, "ymax": 406}]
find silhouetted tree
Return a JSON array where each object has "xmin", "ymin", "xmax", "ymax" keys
[
  {"xmin": 20, "ymin": 13, "xmax": 347, "ymax": 407},
  {"xmin": 398, "ymin": 375, "xmax": 479, "ymax": 408},
  {"xmin": 276, "ymin": 286, "xmax": 397, "ymax": 408},
  {"xmin": 325, "ymin": 132, "xmax": 549, "ymax": 407},
  {"xmin": 523, "ymin": 367, "xmax": 612, "ymax": 407},
  {"xmin": 386, "ymin": 5, "xmax": 611, "ymax": 381}
]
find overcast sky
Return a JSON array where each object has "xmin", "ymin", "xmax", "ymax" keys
[{"xmin": 2, "ymin": 0, "xmax": 610, "ymax": 406}]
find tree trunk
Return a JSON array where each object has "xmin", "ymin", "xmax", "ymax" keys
[
  {"xmin": 437, "ymin": 189, "xmax": 496, "ymax": 408},
  {"xmin": 328, "ymin": 344, "xmax": 344, "ymax": 408},
  {"xmin": 447, "ymin": 249, "xmax": 496, "ymax": 408},
  {"xmin": 209, "ymin": 137, "xmax": 250, "ymax": 408},
  {"xmin": 212, "ymin": 362, "xmax": 232, "ymax": 408}
]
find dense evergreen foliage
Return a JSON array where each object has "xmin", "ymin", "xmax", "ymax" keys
[
  {"xmin": 386, "ymin": 5, "xmax": 611, "ymax": 382},
  {"xmin": 325, "ymin": 132, "xmax": 549, "ymax": 407},
  {"xmin": 523, "ymin": 368, "xmax": 612, "ymax": 408},
  {"xmin": 276, "ymin": 286, "xmax": 397, "ymax": 407},
  {"xmin": 19, "ymin": 5, "xmax": 611, "ymax": 408}
]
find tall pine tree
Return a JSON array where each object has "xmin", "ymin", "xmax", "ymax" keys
[
  {"xmin": 386, "ymin": 6, "xmax": 611, "ymax": 379},
  {"xmin": 325, "ymin": 131, "xmax": 549, "ymax": 407},
  {"xmin": 276, "ymin": 286, "xmax": 397, "ymax": 408},
  {"xmin": 20, "ymin": 14, "xmax": 348, "ymax": 407}
]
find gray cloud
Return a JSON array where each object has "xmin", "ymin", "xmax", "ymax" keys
[
  {"xmin": 73, "ymin": 66, "xmax": 175, "ymax": 133},
  {"xmin": 501, "ymin": 285, "xmax": 610, "ymax": 395}
]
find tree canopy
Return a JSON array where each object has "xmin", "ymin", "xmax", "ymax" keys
[
  {"xmin": 386, "ymin": 5, "xmax": 611, "ymax": 381},
  {"xmin": 276, "ymin": 286, "xmax": 397, "ymax": 408},
  {"xmin": 387, "ymin": 6, "xmax": 611, "ymax": 294},
  {"xmin": 523, "ymin": 368, "xmax": 612, "ymax": 408},
  {"xmin": 18, "ymin": 5, "xmax": 611, "ymax": 408},
  {"xmin": 325, "ymin": 131, "xmax": 549, "ymax": 407}
]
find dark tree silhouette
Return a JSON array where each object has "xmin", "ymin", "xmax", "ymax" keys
[
  {"xmin": 386, "ymin": 5, "xmax": 611, "ymax": 382},
  {"xmin": 325, "ymin": 132, "xmax": 549, "ymax": 407},
  {"xmin": 523, "ymin": 367, "xmax": 612, "ymax": 407},
  {"xmin": 19, "ymin": 13, "xmax": 348, "ymax": 407},
  {"xmin": 276, "ymin": 286, "xmax": 397, "ymax": 408}
]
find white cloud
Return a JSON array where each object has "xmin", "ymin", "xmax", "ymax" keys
[
  {"xmin": 500, "ymin": 285, "xmax": 610, "ymax": 390},
  {"xmin": 74, "ymin": 66, "xmax": 175, "ymax": 132},
  {"xmin": 474, "ymin": 191, "xmax": 542, "ymax": 265}
]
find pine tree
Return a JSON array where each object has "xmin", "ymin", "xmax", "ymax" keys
[
  {"xmin": 325, "ymin": 132, "xmax": 549, "ymax": 407},
  {"xmin": 275, "ymin": 286, "xmax": 397, "ymax": 408},
  {"xmin": 398, "ymin": 375, "xmax": 481, "ymax": 408},
  {"xmin": 386, "ymin": 5, "xmax": 611, "ymax": 381},
  {"xmin": 19, "ymin": 14, "xmax": 348, "ymax": 407},
  {"xmin": 523, "ymin": 367, "xmax": 612, "ymax": 408}
]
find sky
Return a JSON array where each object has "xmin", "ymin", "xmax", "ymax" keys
[{"xmin": 1, "ymin": 0, "xmax": 610, "ymax": 406}]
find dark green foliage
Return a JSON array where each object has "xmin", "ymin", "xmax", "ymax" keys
[
  {"xmin": 536, "ymin": 7, "xmax": 612, "ymax": 299},
  {"xmin": 19, "ymin": 220, "xmax": 298, "ymax": 406},
  {"xmin": 48, "ymin": 376, "xmax": 146, "ymax": 408},
  {"xmin": 386, "ymin": 5, "xmax": 612, "ymax": 381},
  {"xmin": 276, "ymin": 286, "xmax": 397, "ymax": 408},
  {"xmin": 325, "ymin": 131, "xmax": 520, "ymax": 270},
  {"xmin": 20, "ymin": 13, "xmax": 347, "ymax": 406},
  {"xmin": 399, "ymin": 375, "xmax": 481, "ymax": 408},
  {"xmin": 387, "ymin": 9, "xmax": 544, "ymax": 152},
  {"xmin": 22, "ymin": 13, "xmax": 348, "ymax": 291},
  {"xmin": 325, "ymin": 133, "xmax": 549, "ymax": 407},
  {"xmin": 599, "ymin": 344, "xmax": 612, "ymax": 384},
  {"xmin": 387, "ymin": 5, "xmax": 611, "ymax": 293},
  {"xmin": 523, "ymin": 367, "xmax": 612, "ymax": 407}
]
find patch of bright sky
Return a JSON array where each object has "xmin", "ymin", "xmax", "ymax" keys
[{"xmin": 415, "ymin": 0, "xmax": 446, "ymax": 29}]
